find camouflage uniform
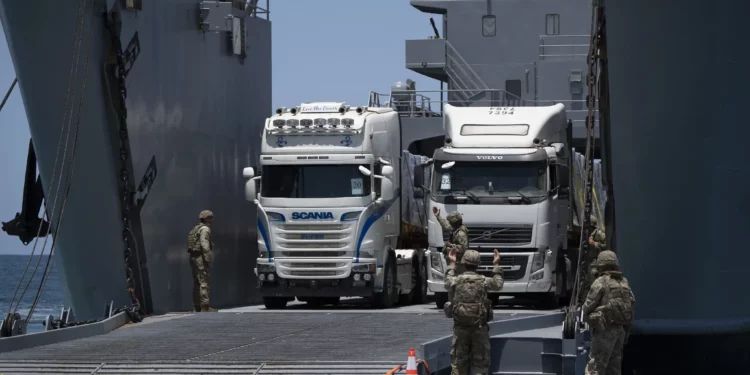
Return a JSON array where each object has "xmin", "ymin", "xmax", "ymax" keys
[
  {"xmin": 583, "ymin": 251, "xmax": 635, "ymax": 375},
  {"xmin": 445, "ymin": 250, "xmax": 504, "ymax": 375},
  {"xmin": 581, "ymin": 215, "xmax": 607, "ymax": 302},
  {"xmin": 436, "ymin": 211, "xmax": 469, "ymax": 268},
  {"xmin": 188, "ymin": 210, "xmax": 216, "ymax": 312}
]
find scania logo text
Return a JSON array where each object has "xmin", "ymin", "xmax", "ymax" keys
[
  {"xmin": 476, "ymin": 155, "xmax": 503, "ymax": 160},
  {"xmin": 291, "ymin": 212, "xmax": 335, "ymax": 220}
]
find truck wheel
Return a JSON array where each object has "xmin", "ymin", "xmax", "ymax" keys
[
  {"xmin": 263, "ymin": 297, "xmax": 287, "ymax": 309},
  {"xmin": 413, "ymin": 257, "xmax": 428, "ymax": 305},
  {"xmin": 374, "ymin": 258, "xmax": 396, "ymax": 309},
  {"xmin": 435, "ymin": 292, "xmax": 448, "ymax": 309}
]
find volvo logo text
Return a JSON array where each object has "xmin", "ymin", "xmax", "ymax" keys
[
  {"xmin": 291, "ymin": 212, "xmax": 335, "ymax": 220},
  {"xmin": 476, "ymin": 155, "xmax": 504, "ymax": 160}
]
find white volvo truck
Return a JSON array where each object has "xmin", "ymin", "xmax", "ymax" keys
[
  {"xmin": 415, "ymin": 104, "xmax": 579, "ymax": 309},
  {"xmin": 243, "ymin": 102, "xmax": 430, "ymax": 309}
]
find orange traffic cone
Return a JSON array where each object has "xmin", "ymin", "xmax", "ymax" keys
[{"xmin": 406, "ymin": 347, "xmax": 418, "ymax": 374}]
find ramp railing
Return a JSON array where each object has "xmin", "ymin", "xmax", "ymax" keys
[{"xmin": 420, "ymin": 312, "xmax": 588, "ymax": 374}]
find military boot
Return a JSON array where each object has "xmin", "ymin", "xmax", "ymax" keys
[{"xmin": 201, "ymin": 305, "xmax": 218, "ymax": 312}]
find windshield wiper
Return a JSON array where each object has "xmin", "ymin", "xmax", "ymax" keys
[
  {"xmin": 465, "ymin": 190, "xmax": 481, "ymax": 203},
  {"xmin": 448, "ymin": 189, "xmax": 481, "ymax": 203},
  {"xmin": 514, "ymin": 190, "xmax": 532, "ymax": 204}
]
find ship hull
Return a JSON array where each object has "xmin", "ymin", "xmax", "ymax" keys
[
  {"xmin": 605, "ymin": 0, "xmax": 750, "ymax": 371},
  {"xmin": 0, "ymin": 0, "xmax": 270, "ymax": 319}
]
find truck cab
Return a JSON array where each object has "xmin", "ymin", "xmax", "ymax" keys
[
  {"xmin": 417, "ymin": 104, "xmax": 575, "ymax": 308},
  {"xmin": 243, "ymin": 102, "xmax": 428, "ymax": 309}
]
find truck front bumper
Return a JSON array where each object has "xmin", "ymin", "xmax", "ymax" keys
[
  {"xmin": 258, "ymin": 275, "xmax": 375, "ymax": 298},
  {"xmin": 427, "ymin": 279, "xmax": 552, "ymax": 295}
]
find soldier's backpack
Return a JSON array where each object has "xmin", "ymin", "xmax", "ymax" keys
[
  {"xmin": 451, "ymin": 274, "xmax": 489, "ymax": 326},
  {"xmin": 187, "ymin": 224, "xmax": 205, "ymax": 253},
  {"xmin": 601, "ymin": 276, "xmax": 634, "ymax": 326}
]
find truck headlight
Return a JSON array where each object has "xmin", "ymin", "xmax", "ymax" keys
[
  {"xmin": 258, "ymin": 264, "xmax": 276, "ymax": 273},
  {"xmin": 430, "ymin": 252, "xmax": 444, "ymax": 271},
  {"xmin": 530, "ymin": 251, "xmax": 545, "ymax": 273},
  {"xmin": 266, "ymin": 212, "xmax": 284, "ymax": 222},
  {"xmin": 352, "ymin": 264, "xmax": 375, "ymax": 273}
]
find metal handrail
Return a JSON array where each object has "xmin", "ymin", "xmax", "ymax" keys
[
  {"xmin": 538, "ymin": 34, "xmax": 590, "ymax": 60},
  {"xmin": 368, "ymin": 89, "xmax": 599, "ymax": 120}
]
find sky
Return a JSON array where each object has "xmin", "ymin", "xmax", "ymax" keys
[{"xmin": 0, "ymin": 1, "xmax": 441, "ymax": 255}]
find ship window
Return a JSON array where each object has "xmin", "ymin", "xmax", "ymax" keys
[
  {"xmin": 482, "ymin": 15, "xmax": 496, "ymax": 37},
  {"xmin": 504, "ymin": 80, "xmax": 523, "ymax": 105},
  {"xmin": 546, "ymin": 14, "xmax": 560, "ymax": 35}
]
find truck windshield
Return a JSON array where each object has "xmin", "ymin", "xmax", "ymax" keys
[
  {"xmin": 261, "ymin": 164, "xmax": 371, "ymax": 198},
  {"xmin": 432, "ymin": 160, "xmax": 547, "ymax": 196}
]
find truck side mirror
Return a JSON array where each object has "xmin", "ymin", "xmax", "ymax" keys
[
  {"xmin": 245, "ymin": 178, "xmax": 257, "ymax": 202},
  {"xmin": 380, "ymin": 178, "xmax": 394, "ymax": 201},
  {"xmin": 243, "ymin": 167, "xmax": 255, "ymax": 178},
  {"xmin": 381, "ymin": 165, "xmax": 394, "ymax": 177},
  {"xmin": 558, "ymin": 186, "xmax": 570, "ymax": 199},
  {"xmin": 413, "ymin": 165, "xmax": 424, "ymax": 187},
  {"xmin": 413, "ymin": 189, "xmax": 424, "ymax": 199}
]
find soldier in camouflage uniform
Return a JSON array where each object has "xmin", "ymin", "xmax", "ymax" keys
[
  {"xmin": 187, "ymin": 210, "xmax": 217, "ymax": 312},
  {"xmin": 445, "ymin": 248, "xmax": 503, "ymax": 375},
  {"xmin": 583, "ymin": 250, "xmax": 635, "ymax": 375},
  {"xmin": 580, "ymin": 215, "xmax": 608, "ymax": 302},
  {"xmin": 433, "ymin": 207, "xmax": 469, "ymax": 267}
]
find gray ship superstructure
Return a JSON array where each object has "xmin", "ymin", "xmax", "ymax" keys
[
  {"xmin": 0, "ymin": 0, "xmax": 271, "ymax": 320},
  {"xmin": 386, "ymin": 0, "xmax": 594, "ymax": 151}
]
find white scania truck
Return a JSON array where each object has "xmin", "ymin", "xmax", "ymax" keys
[
  {"xmin": 415, "ymin": 104, "xmax": 579, "ymax": 309},
  {"xmin": 243, "ymin": 102, "xmax": 430, "ymax": 309}
]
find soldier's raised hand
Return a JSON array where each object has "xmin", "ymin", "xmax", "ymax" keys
[
  {"xmin": 449, "ymin": 247, "xmax": 457, "ymax": 264},
  {"xmin": 493, "ymin": 249, "xmax": 500, "ymax": 266},
  {"xmin": 432, "ymin": 207, "xmax": 440, "ymax": 216}
]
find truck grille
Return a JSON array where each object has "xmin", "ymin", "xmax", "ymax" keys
[
  {"xmin": 275, "ymin": 223, "xmax": 353, "ymax": 256},
  {"xmin": 443, "ymin": 225, "xmax": 533, "ymax": 246},
  {"xmin": 280, "ymin": 251, "xmax": 347, "ymax": 258},
  {"xmin": 477, "ymin": 255, "xmax": 528, "ymax": 281}
]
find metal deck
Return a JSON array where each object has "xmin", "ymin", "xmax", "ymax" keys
[{"xmin": 0, "ymin": 300, "xmax": 552, "ymax": 374}]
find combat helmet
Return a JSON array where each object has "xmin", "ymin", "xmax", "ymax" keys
[
  {"xmin": 446, "ymin": 211, "xmax": 463, "ymax": 225},
  {"xmin": 199, "ymin": 210, "xmax": 215, "ymax": 221},
  {"xmin": 461, "ymin": 249, "xmax": 481, "ymax": 267},
  {"xmin": 590, "ymin": 214, "xmax": 598, "ymax": 226},
  {"xmin": 596, "ymin": 250, "xmax": 619, "ymax": 268}
]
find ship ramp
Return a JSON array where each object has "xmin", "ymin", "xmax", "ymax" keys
[{"xmin": 0, "ymin": 299, "xmax": 567, "ymax": 374}]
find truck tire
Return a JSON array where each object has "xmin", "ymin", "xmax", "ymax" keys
[
  {"xmin": 435, "ymin": 292, "xmax": 448, "ymax": 309},
  {"xmin": 263, "ymin": 297, "xmax": 287, "ymax": 309},
  {"xmin": 413, "ymin": 256, "xmax": 428, "ymax": 305},
  {"xmin": 374, "ymin": 258, "xmax": 397, "ymax": 309}
]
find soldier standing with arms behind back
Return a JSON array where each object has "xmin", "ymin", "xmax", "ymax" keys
[
  {"xmin": 187, "ymin": 210, "xmax": 218, "ymax": 312},
  {"xmin": 445, "ymin": 247, "xmax": 503, "ymax": 375},
  {"xmin": 583, "ymin": 250, "xmax": 635, "ymax": 375}
]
